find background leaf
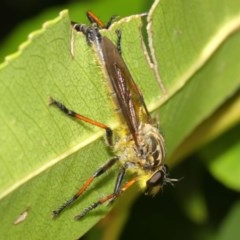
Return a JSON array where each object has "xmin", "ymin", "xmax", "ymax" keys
[
  {"xmin": 216, "ymin": 200, "xmax": 240, "ymax": 240},
  {"xmin": 201, "ymin": 122, "xmax": 240, "ymax": 191}
]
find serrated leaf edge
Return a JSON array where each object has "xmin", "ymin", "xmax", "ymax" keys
[{"xmin": 0, "ymin": 10, "xmax": 69, "ymax": 70}]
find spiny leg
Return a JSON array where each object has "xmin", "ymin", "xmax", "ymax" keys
[
  {"xmin": 113, "ymin": 163, "xmax": 127, "ymax": 194},
  {"xmin": 74, "ymin": 176, "xmax": 137, "ymax": 220},
  {"xmin": 107, "ymin": 163, "xmax": 128, "ymax": 206},
  {"xmin": 49, "ymin": 97, "xmax": 113, "ymax": 146},
  {"xmin": 52, "ymin": 156, "xmax": 119, "ymax": 218},
  {"xmin": 115, "ymin": 29, "xmax": 122, "ymax": 55},
  {"xmin": 105, "ymin": 15, "xmax": 118, "ymax": 29}
]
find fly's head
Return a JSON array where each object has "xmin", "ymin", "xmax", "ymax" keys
[{"xmin": 145, "ymin": 164, "xmax": 178, "ymax": 195}]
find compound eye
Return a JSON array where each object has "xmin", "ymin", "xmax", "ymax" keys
[
  {"xmin": 145, "ymin": 170, "xmax": 165, "ymax": 196},
  {"xmin": 147, "ymin": 170, "xmax": 165, "ymax": 188}
]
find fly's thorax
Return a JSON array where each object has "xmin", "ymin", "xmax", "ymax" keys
[
  {"xmin": 113, "ymin": 128, "xmax": 135, "ymax": 158},
  {"xmin": 136, "ymin": 123, "xmax": 165, "ymax": 171}
]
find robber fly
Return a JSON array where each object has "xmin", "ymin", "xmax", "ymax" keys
[{"xmin": 50, "ymin": 11, "xmax": 177, "ymax": 220}]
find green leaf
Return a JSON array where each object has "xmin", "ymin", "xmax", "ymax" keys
[
  {"xmin": 168, "ymin": 91, "xmax": 240, "ymax": 166},
  {"xmin": 1, "ymin": 0, "xmax": 240, "ymax": 239},
  {"xmin": 151, "ymin": 0, "xmax": 240, "ymax": 157},
  {"xmin": 216, "ymin": 200, "xmax": 240, "ymax": 240},
  {"xmin": 201, "ymin": 122, "xmax": 240, "ymax": 191}
]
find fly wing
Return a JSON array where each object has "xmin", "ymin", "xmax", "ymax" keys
[{"xmin": 100, "ymin": 36, "xmax": 151, "ymax": 146}]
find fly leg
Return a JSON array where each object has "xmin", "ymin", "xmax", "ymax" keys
[
  {"xmin": 49, "ymin": 97, "xmax": 113, "ymax": 146},
  {"xmin": 52, "ymin": 156, "xmax": 119, "ymax": 218},
  {"xmin": 115, "ymin": 29, "xmax": 122, "ymax": 55},
  {"xmin": 86, "ymin": 11, "xmax": 117, "ymax": 29},
  {"xmin": 74, "ymin": 176, "xmax": 137, "ymax": 220}
]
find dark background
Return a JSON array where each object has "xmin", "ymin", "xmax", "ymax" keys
[{"xmin": 0, "ymin": 0, "xmax": 67, "ymax": 41}]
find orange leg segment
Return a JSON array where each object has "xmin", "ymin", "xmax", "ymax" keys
[
  {"xmin": 52, "ymin": 157, "xmax": 119, "ymax": 218},
  {"xmin": 49, "ymin": 97, "xmax": 113, "ymax": 146},
  {"xmin": 74, "ymin": 176, "xmax": 137, "ymax": 220},
  {"xmin": 86, "ymin": 11, "xmax": 117, "ymax": 29}
]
